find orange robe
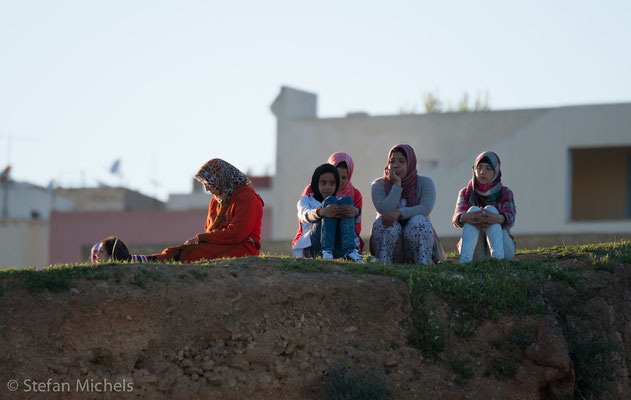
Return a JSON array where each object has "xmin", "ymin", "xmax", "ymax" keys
[{"xmin": 153, "ymin": 185, "xmax": 264, "ymax": 262}]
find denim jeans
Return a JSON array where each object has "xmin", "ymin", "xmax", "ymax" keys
[{"xmin": 310, "ymin": 196, "xmax": 356, "ymax": 258}]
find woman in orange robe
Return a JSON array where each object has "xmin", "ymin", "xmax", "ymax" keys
[{"xmin": 92, "ymin": 159, "xmax": 264, "ymax": 263}]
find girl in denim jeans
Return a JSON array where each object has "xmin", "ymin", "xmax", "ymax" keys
[{"xmin": 292, "ymin": 164, "xmax": 364, "ymax": 262}]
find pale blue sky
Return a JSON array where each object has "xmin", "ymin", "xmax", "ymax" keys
[{"xmin": 1, "ymin": 0, "xmax": 629, "ymax": 200}]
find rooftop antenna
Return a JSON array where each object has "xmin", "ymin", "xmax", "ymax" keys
[
  {"xmin": 0, "ymin": 132, "xmax": 43, "ymax": 167},
  {"xmin": 6, "ymin": 135, "xmax": 11, "ymax": 165},
  {"xmin": 150, "ymin": 151, "xmax": 162, "ymax": 198},
  {"xmin": 0, "ymin": 165, "xmax": 11, "ymax": 219}
]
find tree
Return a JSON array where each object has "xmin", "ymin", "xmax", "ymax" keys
[
  {"xmin": 399, "ymin": 90, "xmax": 490, "ymax": 114},
  {"xmin": 452, "ymin": 91, "xmax": 490, "ymax": 112},
  {"xmin": 423, "ymin": 91, "xmax": 443, "ymax": 113}
]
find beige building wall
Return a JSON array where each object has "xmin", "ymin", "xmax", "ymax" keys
[
  {"xmin": 0, "ymin": 183, "xmax": 72, "ymax": 268},
  {"xmin": 271, "ymin": 86, "xmax": 631, "ymax": 242},
  {"xmin": 167, "ymin": 192, "xmax": 213, "ymax": 210},
  {"xmin": 55, "ymin": 187, "xmax": 165, "ymax": 211},
  {"xmin": 0, "ymin": 219, "xmax": 49, "ymax": 268}
]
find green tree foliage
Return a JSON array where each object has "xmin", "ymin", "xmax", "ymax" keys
[
  {"xmin": 423, "ymin": 91, "xmax": 443, "ymax": 113},
  {"xmin": 400, "ymin": 90, "xmax": 490, "ymax": 114}
]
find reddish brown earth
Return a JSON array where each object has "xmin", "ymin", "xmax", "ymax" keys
[{"xmin": 0, "ymin": 256, "xmax": 629, "ymax": 399}]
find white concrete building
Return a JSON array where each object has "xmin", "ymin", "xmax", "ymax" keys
[
  {"xmin": 0, "ymin": 181, "xmax": 74, "ymax": 268},
  {"xmin": 1, "ymin": 181, "xmax": 73, "ymax": 219},
  {"xmin": 271, "ymin": 86, "xmax": 631, "ymax": 249},
  {"xmin": 55, "ymin": 187, "xmax": 165, "ymax": 211}
]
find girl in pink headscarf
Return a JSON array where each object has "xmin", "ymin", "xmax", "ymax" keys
[
  {"xmin": 325, "ymin": 152, "xmax": 364, "ymax": 252},
  {"xmin": 369, "ymin": 144, "xmax": 444, "ymax": 264}
]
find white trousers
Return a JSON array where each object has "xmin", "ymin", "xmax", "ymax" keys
[{"xmin": 458, "ymin": 205, "xmax": 515, "ymax": 263}]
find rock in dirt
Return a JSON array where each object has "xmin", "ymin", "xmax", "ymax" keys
[
  {"xmin": 138, "ymin": 374, "xmax": 159, "ymax": 384},
  {"xmin": 207, "ymin": 376, "xmax": 222, "ymax": 386},
  {"xmin": 48, "ymin": 364, "xmax": 67, "ymax": 374},
  {"xmin": 245, "ymin": 347, "xmax": 269, "ymax": 366},
  {"xmin": 384, "ymin": 358, "xmax": 398, "ymax": 368},
  {"xmin": 229, "ymin": 356, "xmax": 250, "ymax": 371},
  {"xmin": 184, "ymin": 367, "xmax": 203, "ymax": 376},
  {"xmin": 524, "ymin": 318, "xmax": 575, "ymax": 399},
  {"xmin": 258, "ymin": 373, "xmax": 272, "ymax": 385},
  {"xmin": 202, "ymin": 360, "xmax": 215, "ymax": 371},
  {"xmin": 274, "ymin": 364, "xmax": 288, "ymax": 378}
]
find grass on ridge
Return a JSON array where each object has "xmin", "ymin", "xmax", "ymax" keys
[
  {"xmin": 522, "ymin": 240, "xmax": 631, "ymax": 264},
  {"xmin": 0, "ymin": 263, "xmax": 116, "ymax": 292}
]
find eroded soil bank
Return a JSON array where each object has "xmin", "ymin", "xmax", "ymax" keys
[{"xmin": 0, "ymin": 253, "xmax": 629, "ymax": 399}]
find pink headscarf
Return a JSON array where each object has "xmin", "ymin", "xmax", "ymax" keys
[
  {"xmin": 383, "ymin": 144, "xmax": 418, "ymax": 207},
  {"xmin": 326, "ymin": 152, "xmax": 356, "ymax": 198}
]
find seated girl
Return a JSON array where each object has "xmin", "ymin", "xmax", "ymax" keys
[
  {"xmin": 370, "ymin": 144, "xmax": 444, "ymax": 264},
  {"xmin": 452, "ymin": 151, "xmax": 516, "ymax": 263},
  {"xmin": 298, "ymin": 152, "xmax": 365, "ymax": 253},
  {"xmin": 292, "ymin": 163, "xmax": 364, "ymax": 262},
  {"xmin": 91, "ymin": 158, "xmax": 264, "ymax": 263},
  {"xmin": 328, "ymin": 152, "xmax": 364, "ymax": 253}
]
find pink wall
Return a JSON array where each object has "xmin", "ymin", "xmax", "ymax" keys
[
  {"xmin": 49, "ymin": 208, "xmax": 274, "ymax": 265},
  {"xmin": 49, "ymin": 210, "xmax": 207, "ymax": 265}
]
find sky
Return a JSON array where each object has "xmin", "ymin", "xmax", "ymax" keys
[{"xmin": 1, "ymin": 0, "xmax": 630, "ymax": 200}]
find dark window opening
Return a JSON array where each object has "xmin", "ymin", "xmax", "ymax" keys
[{"xmin": 571, "ymin": 146, "xmax": 631, "ymax": 221}]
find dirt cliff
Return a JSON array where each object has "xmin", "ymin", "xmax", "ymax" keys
[{"xmin": 0, "ymin": 243, "xmax": 629, "ymax": 399}]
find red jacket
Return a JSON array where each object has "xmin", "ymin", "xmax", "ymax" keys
[{"xmin": 197, "ymin": 185, "xmax": 264, "ymax": 247}]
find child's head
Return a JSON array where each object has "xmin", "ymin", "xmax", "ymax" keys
[
  {"xmin": 326, "ymin": 152, "xmax": 354, "ymax": 193},
  {"xmin": 473, "ymin": 152, "xmax": 501, "ymax": 185},
  {"xmin": 93, "ymin": 236, "xmax": 117, "ymax": 262},
  {"xmin": 93, "ymin": 236, "xmax": 131, "ymax": 262},
  {"xmin": 336, "ymin": 161, "xmax": 349, "ymax": 191},
  {"xmin": 474, "ymin": 161, "xmax": 495, "ymax": 184},
  {"xmin": 310, "ymin": 164, "xmax": 340, "ymax": 202}
]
